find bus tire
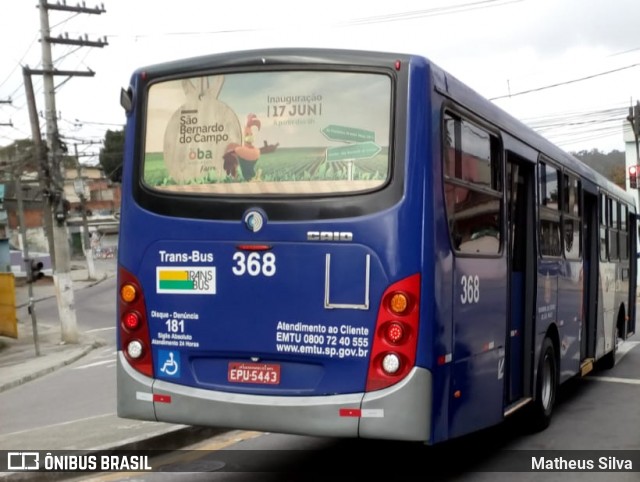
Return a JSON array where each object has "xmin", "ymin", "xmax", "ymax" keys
[{"xmin": 528, "ymin": 337, "xmax": 557, "ymax": 432}]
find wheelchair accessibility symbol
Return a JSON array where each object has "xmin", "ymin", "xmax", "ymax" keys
[{"xmin": 157, "ymin": 350, "xmax": 180, "ymax": 378}]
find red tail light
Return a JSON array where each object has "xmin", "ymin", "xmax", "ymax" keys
[
  {"xmin": 366, "ymin": 274, "xmax": 420, "ymax": 391},
  {"xmin": 122, "ymin": 311, "xmax": 140, "ymax": 330},
  {"xmin": 118, "ymin": 267, "xmax": 153, "ymax": 377},
  {"xmin": 384, "ymin": 322, "xmax": 405, "ymax": 344}
]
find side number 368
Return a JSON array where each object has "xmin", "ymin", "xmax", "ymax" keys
[{"xmin": 460, "ymin": 275, "xmax": 480, "ymax": 304}]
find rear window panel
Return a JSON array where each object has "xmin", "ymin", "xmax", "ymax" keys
[{"xmin": 143, "ymin": 71, "xmax": 392, "ymax": 196}]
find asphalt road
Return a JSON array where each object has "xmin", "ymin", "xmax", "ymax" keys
[
  {"xmin": 66, "ymin": 335, "xmax": 640, "ymax": 482},
  {"xmin": 0, "ymin": 278, "xmax": 118, "ymax": 436}
]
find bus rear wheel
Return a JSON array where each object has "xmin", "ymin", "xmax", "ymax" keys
[{"xmin": 528, "ymin": 337, "xmax": 557, "ymax": 432}]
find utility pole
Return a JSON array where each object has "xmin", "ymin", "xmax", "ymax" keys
[
  {"xmin": 33, "ymin": 0, "xmax": 107, "ymax": 344},
  {"xmin": 74, "ymin": 143, "xmax": 96, "ymax": 279},
  {"xmin": 22, "ymin": 69, "xmax": 56, "ymax": 266},
  {"xmin": 627, "ymin": 101, "xmax": 640, "ymax": 164}
]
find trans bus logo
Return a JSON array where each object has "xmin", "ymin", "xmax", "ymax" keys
[{"xmin": 156, "ymin": 267, "xmax": 216, "ymax": 294}]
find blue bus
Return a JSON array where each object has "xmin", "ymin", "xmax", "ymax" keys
[{"xmin": 117, "ymin": 48, "xmax": 637, "ymax": 444}]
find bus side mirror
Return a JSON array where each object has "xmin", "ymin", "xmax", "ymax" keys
[{"xmin": 120, "ymin": 87, "xmax": 133, "ymax": 113}]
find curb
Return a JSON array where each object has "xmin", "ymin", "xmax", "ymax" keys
[{"xmin": 0, "ymin": 340, "xmax": 104, "ymax": 393}]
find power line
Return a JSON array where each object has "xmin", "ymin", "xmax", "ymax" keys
[
  {"xmin": 490, "ymin": 63, "xmax": 640, "ymax": 101},
  {"xmin": 0, "ymin": 34, "xmax": 39, "ymax": 90},
  {"xmin": 521, "ymin": 105, "xmax": 631, "ymax": 151},
  {"xmin": 342, "ymin": 0, "xmax": 524, "ymax": 26},
  {"xmin": 103, "ymin": 0, "xmax": 525, "ymax": 39},
  {"xmin": 70, "ymin": 117, "xmax": 123, "ymax": 127},
  {"xmin": 49, "ymin": 11, "xmax": 81, "ymax": 30},
  {"xmin": 609, "ymin": 46, "xmax": 640, "ymax": 57}
]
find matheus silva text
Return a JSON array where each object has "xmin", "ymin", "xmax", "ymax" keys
[{"xmin": 532, "ymin": 457, "xmax": 633, "ymax": 471}]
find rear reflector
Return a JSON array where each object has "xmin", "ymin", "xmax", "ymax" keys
[
  {"xmin": 437, "ymin": 353, "xmax": 452, "ymax": 365},
  {"xmin": 153, "ymin": 394, "xmax": 172, "ymax": 404},
  {"xmin": 339, "ymin": 408, "xmax": 361, "ymax": 417},
  {"xmin": 338, "ymin": 408, "xmax": 385, "ymax": 418}
]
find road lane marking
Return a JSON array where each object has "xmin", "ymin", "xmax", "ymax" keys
[
  {"xmin": 85, "ymin": 327, "xmax": 116, "ymax": 333},
  {"xmin": 608, "ymin": 339, "xmax": 640, "ymax": 366},
  {"xmin": 0, "ymin": 413, "xmax": 114, "ymax": 437},
  {"xmin": 72, "ymin": 359, "xmax": 114, "ymax": 370},
  {"xmin": 588, "ymin": 376, "xmax": 640, "ymax": 386},
  {"xmin": 95, "ymin": 347, "xmax": 115, "ymax": 357},
  {"xmin": 616, "ymin": 340, "xmax": 640, "ymax": 364}
]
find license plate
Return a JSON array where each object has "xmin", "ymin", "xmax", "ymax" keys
[{"xmin": 228, "ymin": 362, "xmax": 281, "ymax": 385}]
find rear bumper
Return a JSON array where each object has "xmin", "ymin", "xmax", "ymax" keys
[{"xmin": 117, "ymin": 352, "xmax": 432, "ymax": 442}]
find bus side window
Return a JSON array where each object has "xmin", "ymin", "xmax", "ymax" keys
[
  {"xmin": 620, "ymin": 205, "xmax": 628, "ymax": 260},
  {"xmin": 538, "ymin": 161, "xmax": 562, "ymax": 257},
  {"xmin": 563, "ymin": 175, "xmax": 581, "ymax": 260},
  {"xmin": 600, "ymin": 194, "xmax": 608, "ymax": 261},
  {"xmin": 443, "ymin": 113, "xmax": 502, "ymax": 255},
  {"xmin": 608, "ymin": 199, "xmax": 619, "ymax": 260}
]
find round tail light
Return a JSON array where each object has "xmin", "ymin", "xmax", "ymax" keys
[
  {"xmin": 127, "ymin": 340, "xmax": 144, "ymax": 359},
  {"xmin": 385, "ymin": 322, "xmax": 405, "ymax": 344},
  {"xmin": 382, "ymin": 353, "xmax": 401, "ymax": 375},
  {"xmin": 122, "ymin": 312, "xmax": 140, "ymax": 331}
]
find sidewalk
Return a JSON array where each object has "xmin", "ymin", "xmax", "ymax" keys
[
  {"xmin": 0, "ymin": 257, "xmax": 222, "ymax": 479},
  {"xmin": 0, "ymin": 257, "xmax": 115, "ymax": 393}
]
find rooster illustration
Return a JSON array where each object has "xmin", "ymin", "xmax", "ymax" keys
[{"xmin": 223, "ymin": 113, "xmax": 262, "ymax": 180}]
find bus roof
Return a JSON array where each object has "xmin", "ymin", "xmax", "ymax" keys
[
  {"xmin": 428, "ymin": 58, "xmax": 635, "ymax": 208},
  {"xmin": 130, "ymin": 47, "xmax": 634, "ymax": 208}
]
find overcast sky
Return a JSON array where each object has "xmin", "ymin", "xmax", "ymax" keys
[{"xmin": 1, "ymin": 0, "xmax": 639, "ymax": 163}]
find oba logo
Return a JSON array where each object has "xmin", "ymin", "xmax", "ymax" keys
[{"xmin": 188, "ymin": 148, "xmax": 213, "ymax": 160}]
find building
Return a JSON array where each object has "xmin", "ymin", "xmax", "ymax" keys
[
  {"xmin": 1, "ymin": 164, "xmax": 120, "ymax": 264},
  {"xmin": 63, "ymin": 165, "xmax": 121, "ymax": 257}
]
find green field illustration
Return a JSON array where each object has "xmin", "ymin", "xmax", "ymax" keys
[{"xmin": 143, "ymin": 146, "xmax": 389, "ymax": 187}]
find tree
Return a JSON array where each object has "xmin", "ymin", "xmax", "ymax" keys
[
  {"xmin": 0, "ymin": 138, "xmax": 41, "ymax": 171},
  {"xmin": 99, "ymin": 129, "xmax": 124, "ymax": 182},
  {"xmin": 571, "ymin": 148, "xmax": 624, "ymax": 184},
  {"xmin": 608, "ymin": 164, "xmax": 626, "ymax": 188}
]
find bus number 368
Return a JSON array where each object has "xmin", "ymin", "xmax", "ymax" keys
[
  {"xmin": 232, "ymin": 252, "xmax": 277, "ymax": 277},
  {"xmin": 460, "ymin": 275, "xmax": 480, "ymax": 304}
]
